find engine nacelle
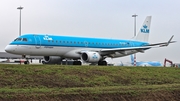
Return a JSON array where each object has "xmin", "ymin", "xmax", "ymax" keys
[
  {"xmin": 81, "ymin": 51, "xmax": 101, "ymax": 63},
  {"xmin": 43, "ymin": 56, "xmax": 61, "ymax": 64}
]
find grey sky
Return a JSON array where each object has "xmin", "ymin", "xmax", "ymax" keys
[{"xmin": 0, "ymin": 0, "xmax": 180, "ymax": 64}]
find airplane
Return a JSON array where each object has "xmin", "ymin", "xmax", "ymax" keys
[
  {"xmin": 5, "ymin": 16, "xmax": 176, "ymax": 65},
  {"xmin": 130, "ymin": 55, "xmax": 162, "ymax": 66}
]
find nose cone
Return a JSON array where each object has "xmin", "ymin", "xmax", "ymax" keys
[{"xmin": 5, "ymin": 45, "xmax": 14, "ymax": 53}]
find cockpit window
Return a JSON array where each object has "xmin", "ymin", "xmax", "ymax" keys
[
  {"xmin": 17, "ymin": 38, "xmax": 22, "ymax": 41},
  {"xmin": 23, "ymin": 38, "xmax": 28, "ymax": 41},
  {"xmin": 14, "ymin": 38, "xmax": 27, "ymax": 42},
  {"xmin": 14, "ymin": 38, "xmax": 18, "ymax": 41}
]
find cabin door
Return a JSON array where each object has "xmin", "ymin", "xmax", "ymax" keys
[{"xmin": 34, "ymin": 35, "xmax": 41, "ymax": 48}]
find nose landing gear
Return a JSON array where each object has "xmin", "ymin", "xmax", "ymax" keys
[{"xmin": 22, "ymin": 55, "xmax": 30, "ymax": 65}]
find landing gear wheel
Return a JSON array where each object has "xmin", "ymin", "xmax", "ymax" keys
[
  {"xmin": 98, "ymin": 61, "xmax": 107, "ymax": 66},
  {"xmin": 73, "ymin": 61, "xmax": 82, "ymax": 65},
  {"xmin": 24, "ymin": 61, "xmax": 29, "ymax": 64}
]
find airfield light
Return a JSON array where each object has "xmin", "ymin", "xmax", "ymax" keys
[
  {"xmin": 132, "ymin": 14, "xmax": 138, "ymax": 66},
  {"xmin": 17, "ymin": 6, "xmax": 23, "ymax": 36}
]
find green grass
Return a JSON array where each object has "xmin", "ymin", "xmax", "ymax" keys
[{"xmin": 0, "ymin": 64, "xmax": 179, "ymax": 98}]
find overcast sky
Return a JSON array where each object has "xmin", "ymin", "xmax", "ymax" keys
[{"xmin": 0, "ymin": 0, "xmax": 180, "ymax": 64}]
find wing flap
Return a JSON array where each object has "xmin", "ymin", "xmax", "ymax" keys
[{"xmin": 100, "ymin": 46, "xmax": 151, "ymax": 53}]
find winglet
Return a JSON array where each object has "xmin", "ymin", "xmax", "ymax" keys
[
  {"xmin": 167, "ymin": 35, "xmax": 174, "ymax": 46},
  {"xmin": 160, "ymin": 35, "xmax": 175, "ymax": 47}
]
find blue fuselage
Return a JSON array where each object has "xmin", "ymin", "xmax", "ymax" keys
[{"xmin": 5, "ymin": 34, "xmax": 149, "ymax": 59}]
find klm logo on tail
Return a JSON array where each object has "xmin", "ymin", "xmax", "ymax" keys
[{"xmin": 141, "ymin": 25, "xmax": 149, "ymax": 33}]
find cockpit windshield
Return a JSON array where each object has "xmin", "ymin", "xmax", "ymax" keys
[
  {"xmin": 14, "ymin": 38, "xmax": 18, "ymax": 41},
  {"xmin": 14, "ymin": 38, "xmax": 28, "ymax": 42},
  {"xmin": 22, "ymin": 38, "xmax": 28, "ymax": 41}
]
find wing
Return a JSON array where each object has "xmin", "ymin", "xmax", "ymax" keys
[
  {"xmin": 99, "ymin": 35, "xmax": 176, "ymax": 55},
  {"xmin": 77, "ymin": 35, "xmax": 175, "ymax": 57},
  {"xmin": 145, "ymin": 35, "xmax": 176, "ymax": 47},
  {"xmin": 99, "ymin": 46, "xmax": 151, "ymax": 56}
]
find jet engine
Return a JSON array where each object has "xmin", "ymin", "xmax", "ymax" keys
[
  {"xmin": 42, "ymin": 56, "xmax": 61, "ymax": 64},
  {"xmin": 81, "ymin": 51, "xmax": 102, "ymax": 63}
]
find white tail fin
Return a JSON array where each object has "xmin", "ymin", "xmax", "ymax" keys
[{"xmin": 135, "ymin": 16, "xmax": 152, "ymax": 42}]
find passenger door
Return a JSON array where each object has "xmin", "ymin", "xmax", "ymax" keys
[{"xmin": 34, "ymin": 35, "xmax": 41, "ymax": 49}]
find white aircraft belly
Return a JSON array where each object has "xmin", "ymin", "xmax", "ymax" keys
[
  {"xmin": 30, "ymin": 46, "xmax": 69, "ymax": 56},
  {"xmin": 15, "ymin": 45, "xmax": 103, "ymax": 58},
  {"xmin": 7, "ymin": 45, "xmax": 139, "ymax": 60}
]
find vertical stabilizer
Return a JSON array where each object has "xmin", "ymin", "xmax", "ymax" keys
[{"xmin": 135, "ymin": 16, "xmax": 152, "ymax": 42}]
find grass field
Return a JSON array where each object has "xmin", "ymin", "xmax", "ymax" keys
[{"xmin": 0, "ymin": 64, "xmax": 179, "ymax": 101}]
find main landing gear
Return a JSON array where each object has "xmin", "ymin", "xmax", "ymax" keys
[
  {"xmin": 98, "ymin": 60, "xmax": 107, "ymax": 66},
  {"xmin": 73, "ymin": 61, "xmax": 82, "ymax": 65}
]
